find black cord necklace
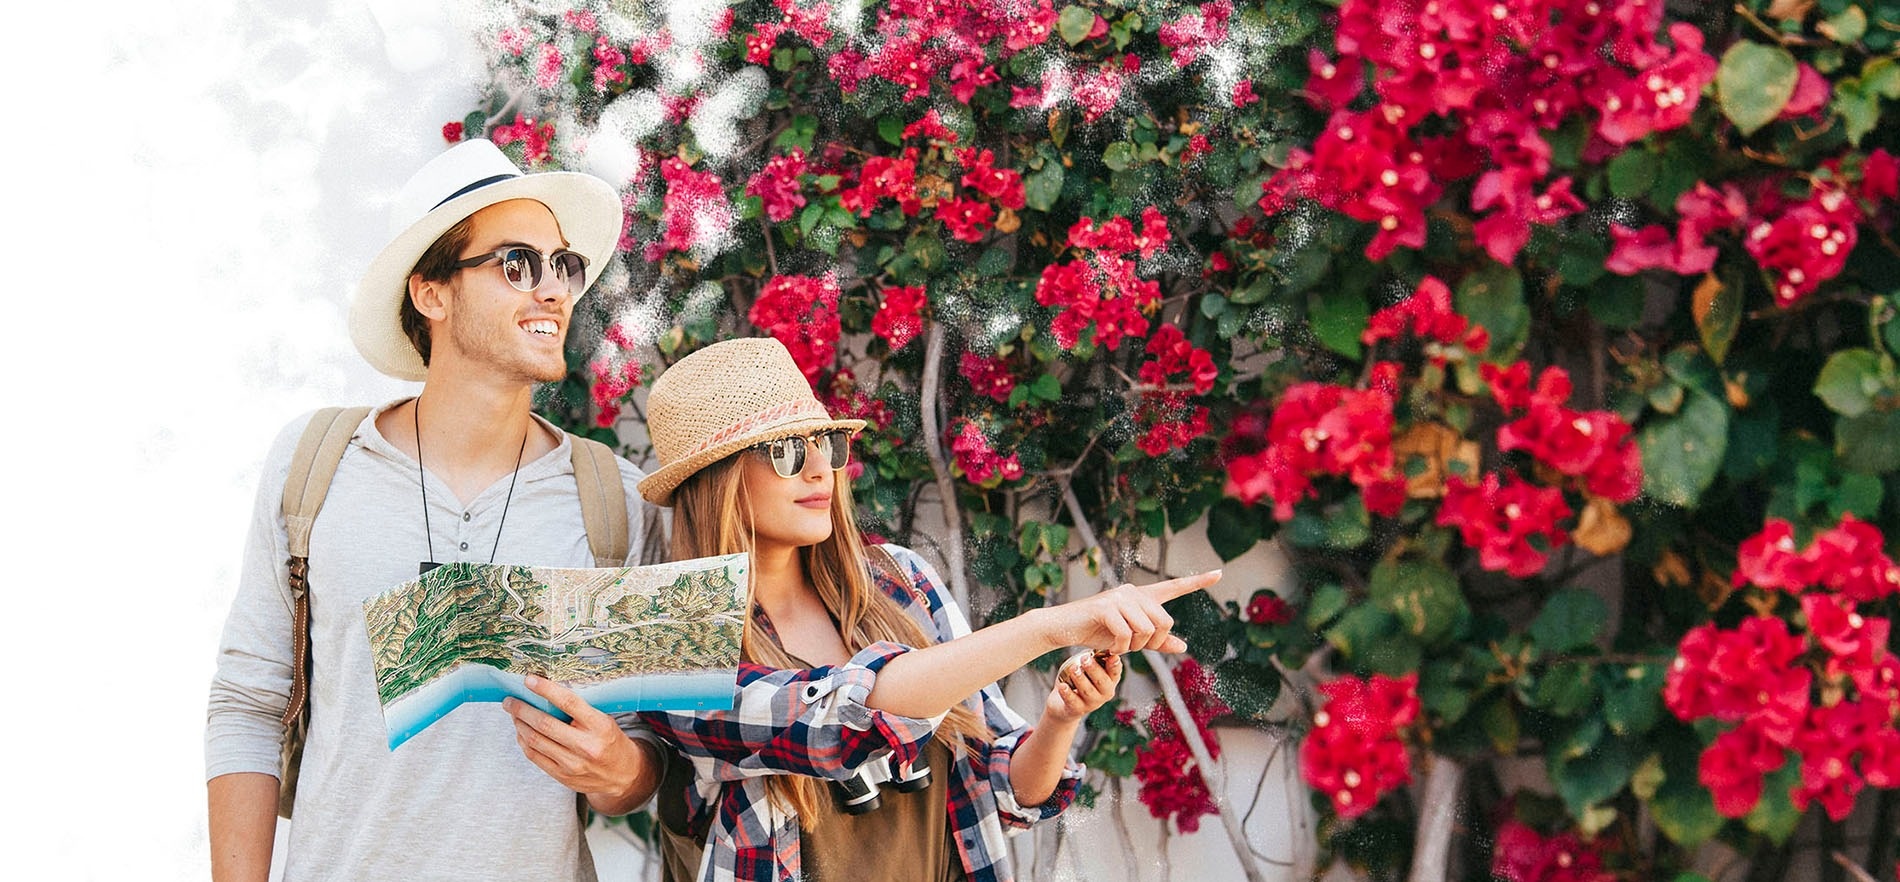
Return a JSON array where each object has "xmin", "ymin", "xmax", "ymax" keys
[{"xmin": 416, "ymin": 398, "xmax": 529, "ymax": 576}]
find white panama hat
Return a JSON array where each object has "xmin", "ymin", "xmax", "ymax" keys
[{"xmin": 349, "ymin": 138, "xmax": 623, "ymax": 381}]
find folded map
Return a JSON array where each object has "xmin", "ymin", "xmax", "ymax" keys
[{"xmin": 362, "ymin": 553, "xmax": 750, "ymax": 749}]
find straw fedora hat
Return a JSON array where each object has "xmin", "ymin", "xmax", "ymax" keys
[
  {"xmin": 349, "ymin": 138, "xmax": 623, "ymax": 381},
  {"xmin": 639, "ymin": 337, "xmax": 867, "ymax": 506}
]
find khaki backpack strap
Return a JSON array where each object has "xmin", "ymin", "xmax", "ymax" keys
[
  {"xmin": 868, "ymin": 544, "xmax": 934, "ymax": 615},
  {"xmin": 569, "ymin": 435, "xmax": 630, "ymax": 568},
  {"xmin": 275, "ymin": 405, "xmax": 368, "ymax": 818}
]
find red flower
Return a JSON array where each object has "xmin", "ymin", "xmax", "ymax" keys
[
  {"xmin": 958, "ymin": 352, "xmax": 1017, "ymax": 403},
  {"xmin": 1802, "ymin": 594, "xmax": 1889, "ymax": 670},
  {"xmin": 840, "ymin": 149, "xmax": 923, "ymax": 217},
  {"xmin": 1591, "ymin": 24, "xmax": 1718, "ymax": 145},
  {"xmin": 1074, "ymin": 67, "xmax": 1125, "ymax": 122},
  {"xmin": 745, "ymin": 148, "xmax": 809, "ymax": 223},
  {"xmin": 1139, "ymin": 324, "xmax": 1217, "ymax": 394},
  {"xmin": 1802, "ymin": 513, "xmax": 1900, "ymax": 602},
  {"xmin": 491, "ymin": 115, "xmax": 556, "ymax": 166},
  {"xmin": 949, "ymin": 419, "xmax": 1023, "ymax": 486},
  {"xmin": 935, "ymin": 197, "xmax": 995, "ymax": 243},
  {"xmin": 1224, "ymin": 381, "xmax": 1403, "ymax": 521},
  {"xmin": 1699, "ymin": 722, "xmax": 1788, "ymax": 817},
  {"xmin": 1779, "ymin": 62, "xmax": 1831, "ymax": 119},
  {"xmin": 1733, "ymin": 519, "xmax": 1811, "ymax": 590},
  {"xmin": 1300, "ymin": 673, "xmax": 1416, "ymax": 819},
  {"xmin": 747, "ymin": 274, "xmax": 841, "ymax": 384},
  {"xmin": 1437, "ymin": 473, "xmax": 1572, "ymax": 578},
  {"xmin": 1361, "ymin": 275, "xmax": 1489, "ymax": 359},
  {"xmin": 1304, "ymin": 50, "xmax": 1364, "ymax": 112},
  {"xmin": 871, "ymin": 285, "xmax": 927, "ymax": 351},
  {"xmin": 1157, "ymin": 0, "xmax": 1233, "ymax": 67},
  {"xmin": 648, "ymin": 157, "xmax": 731, "ymax": 260},
  {"xmin": 955, "ymin": 148, "xmax": 1026, "ymax": 210},
  {"xmin": 902, "ymin": 109, "xmax": 958, "ymax": 143},
  {"xmin": 1232, "ymin": 79, "xmax": 1260, "ymax": 108},
  {"xmin": 589, "ymin": 358, "xmax": 642, "ymax": 428},
  {"xmin": 441, "ymin": 121, "xmax": 464, "ymax": 143},
  {"xmin": 1491, "ymin": 819, "xmax": 1615, "ymax": 882},
  {"xmin": 1244, "ymin": 591, "xmax": 1292, "ymax": 625}
]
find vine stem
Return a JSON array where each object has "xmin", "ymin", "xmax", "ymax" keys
[
  {"xmin": 1830, "ymin": 851, "xmax": 1881, "ymax": 882},
  {"xmin": 920, "ymin": 322, "xmax": 971, "ymax": 608},
  {"xmin": 1406, "ymin": 754, "xmax": 1465, "ymax": 882},
  {"xmin": 1058, "ymin": 481, "xmax": 1270, "ymax": 882}
]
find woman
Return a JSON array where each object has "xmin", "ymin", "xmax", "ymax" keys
[{"xmin": 636, "ymin": 337, "xmax": 1218, "ymax": 882}]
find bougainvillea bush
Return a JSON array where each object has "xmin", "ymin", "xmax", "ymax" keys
[{"xmin": 453, "ymin": 0, "xmax": 1900, "ymax": 877}]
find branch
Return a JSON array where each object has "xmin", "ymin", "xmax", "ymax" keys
[
  {"xmin": 1830, "ymin": 851, "xmax": 1881, "ymax": 882},
  {"xmin": 919, "ymin": 322, "xmax": 972, "ymax": 608},
  {"xmin": 1406, "ymin": 754, "xmax": 1465, "ymax": 882},
  {"xmin": 1059, "ymin": 483, "xmax": 1270, "ymax": 882}
]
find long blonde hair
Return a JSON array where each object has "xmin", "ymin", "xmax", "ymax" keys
[{"xmin": 670, "ymin": 453, "xmax": 989, "ymax": 824}]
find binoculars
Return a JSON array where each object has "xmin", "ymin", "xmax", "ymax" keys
[{"xmin": 831, "ymin": 752, "xmax": 932, "ymax": 814}]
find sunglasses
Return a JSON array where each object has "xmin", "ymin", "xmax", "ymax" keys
[
  {"xmin": 452, "ymin": 246, "xmax": 590, "ymax": 296},
  {"xmin": 752, "ymin": 430, "xmax": 854, "ymax": 478}
]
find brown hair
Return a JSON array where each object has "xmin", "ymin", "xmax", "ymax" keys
[
  {"xmin": 670, "ymin": 454, "xmax": 989, "ymax": 826},
  {"xmin": 398, "ymin": 215, "xmax": 477, "ymax": 366}
]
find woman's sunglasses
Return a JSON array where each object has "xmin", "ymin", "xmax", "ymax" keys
[
  {"xmin": 752, "ymin": 430, "xmax": 853, "ymax": 478},
  {"xmin": 453, "ymin": 246, "xmax": 590, "ymax": 296}
]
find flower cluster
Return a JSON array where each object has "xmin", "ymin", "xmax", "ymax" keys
[
  {"xmin": 490, "ymin": 115, "xmax": 555, "ymax": 166},
  {"xmin": 588, "ymin": 357, "xmax": 642, "ymax": 429},
  {"xmin": 840, "ymin": 148, "xmax": 923, "ymax": 217},
  {"xmin": 1664, "ymin": 517, "xmax": 1900, "ymax": 821},
  {"xmin": 1437, "ymin": 473, "xmax": 1572, "ymax": 578},
  {"xmin": 1034, "ymin": 208, "xmax": 1171, "ymax": 351},
  {"xmin": 1133, "ymin": 324, "xmax": 1215, "ymax": 455},
  {"xmin": 1157, "ymin": 0, "xmax": 1232, "ymax": 68},
  {"xmin": 871, "ymin": 285, "xmax": 927, "ymax": 351},
  {"xmin": 949, "ymin": 419, "xmax": 1023, "ymax": 487},
  {"xmin": 1223, "ymin": 369, "xmax": 1405, "ymax": 521},
  {"xmin": 1491, "ymin": 819, "xmax": 1614, "ymax": 882},
  {"xmin": 1361, "ymin": 276, "xmax": 1488, "ymax": 362},
  {"xmin": 1262, "ymin": 0, "xmax": 1716, "ymax": 263},
  {"xmin": 747, "ymin": 274, "xmax": 842, "ymax": 384},
  {"xmin": 1486, "ymin": 363, "xmax": 1643, "ymax": 503},
  {"xmin": 958, "ymin": 352, "xmax": 1017, "ymax": 403},
  {"xmin": 1244, "ymin": 590, "xmax": 1293, "ymax": 626},
  {"xmin": 1609, "ymin": 150, "xmax": 1898, "ymax": 307},
  {"xmin": 649, "ymin": 157, "xmax": 732, "ymax": 261},
  {"xmin": 769, "ymin": 0, "xmax": 1055, "ymax": 105},
  {"xmin": 746, "ymin": 148, "xmax": 809, "ymax": 224},
  {"xmin": 1132, "ymin": 659, "xmax": 1230, "ymax": 832},
  {"xmin": 1299, "ymin": 673, "xmax": 1418, "ymax": 819}
]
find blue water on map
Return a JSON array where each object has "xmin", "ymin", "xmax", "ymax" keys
[{"xmin": 383, "ymin": 667, "xmax": 738, "ymax": 750}]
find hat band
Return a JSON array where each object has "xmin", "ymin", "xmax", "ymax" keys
[
  {"xmin": 685, "ymin": 399, "xmax": 833, "ymax": 458},
  {"xmin": 431, "ymin": 173, "xmax": 520, "ymax": 210}
]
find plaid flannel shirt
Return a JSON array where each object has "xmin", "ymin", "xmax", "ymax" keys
[{"xmin": 641, "ymin": 544, "xmax": 1083, "ymax": 882}]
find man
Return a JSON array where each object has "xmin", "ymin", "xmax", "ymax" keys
[{"xmin": 205, "ymin": 139, "xmax": 661, "ymax": 881}]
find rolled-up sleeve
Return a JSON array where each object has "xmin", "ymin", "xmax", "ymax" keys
[
  {"xmin": 641, "ymin": 641, "xmax": 944, "ymax": 783},
  {"xmin": 204, "ymin": 416, "xmax": 307, "ymax": 780}
]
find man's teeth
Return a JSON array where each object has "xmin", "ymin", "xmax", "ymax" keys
[{"xmin": 523, "ymin": 320, "xmax": 558, "ymax": 336}]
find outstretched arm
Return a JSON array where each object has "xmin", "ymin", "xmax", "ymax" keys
[
  {"xmin": 863, "ymin": 570, "xmax": 1218, "ymax": 719},
  {"xmin": 207, "ymin": 772, "xmax": 277, "ymax": 882}
]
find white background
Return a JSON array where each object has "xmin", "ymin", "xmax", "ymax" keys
[{"xmin": 7, "ymin": 2, "xmax": 474, "ymax": 877}]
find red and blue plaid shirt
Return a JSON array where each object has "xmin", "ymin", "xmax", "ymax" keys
[{"xmin": 640, "ymin": 545, "xmax": 1082, "ymax": 882}]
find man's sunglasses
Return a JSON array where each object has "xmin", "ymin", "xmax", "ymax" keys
[
  {"xmin": 452, "ymin": 246, "xmax": 590, "ymax": 296},
  {"xmin": 752, "ymin": 430, "xmax": 854, "ymax": 478}
]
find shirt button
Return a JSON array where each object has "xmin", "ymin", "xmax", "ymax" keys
[
  {"xmin": 459, "ymin": 541, "xmax": 469, "ymax": 551},
  {"xmin": 463, "ymin": 512, "xmax": 471, "ymax": 522}
]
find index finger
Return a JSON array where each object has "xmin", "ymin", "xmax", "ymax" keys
[
  {"xmin": 523, "ymin": 674, "xmax": 603, "ymax": 724},
  {"xmin": 1138, "ymin": 569, "xmax": 1222, "ymax": 603}
]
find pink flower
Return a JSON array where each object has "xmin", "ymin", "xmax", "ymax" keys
[
  {"xmin": 1232, "ymin": 79, "xmax": 1260, "ymax": 108},
  {"xmin": 1779, "ymin": 62, "xmax": 1831, "ymax": 119},
  {"xmin": 648, "ymin": 158, "xmax": 731, "ymax": 260},
  {"xmin": 745, "ymin": 148, "xmax": 809, "ymax": 223},
  {"xmin": 1074, "ymin": 67, "xmax": 1125, "ymax": 122},
  {"xmin": 748, "ymin": 275, "xmax": 842, "ymax": 384},
  {"xmin": 959, "ymin": 352, "xmax": 1017, "ymax": 403},
  {"xmin": 950, "ymin": 419, "xmax": 1024, "ymax": 487},
  {"xmin": 1157, "ymin": 0, "xmax": 1233, "ymax": 67},
  {"xmin": 871, "ymin": 285, "xmax": 927, "ymax": 351},
  {"xmin": 534, "ymin": 42, "xmax": 565, "ymax": 90}
]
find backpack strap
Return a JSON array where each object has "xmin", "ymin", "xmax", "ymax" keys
[
  {"xmin": 868, "ymin": 543, "xmax": 937, "ymax": 616},
  {"xmin": 276, "ymin": 405, "xmax": 369, "ymax": 818},
  {"xmin": 568, "ymin": 434, "xmax": 630, "ymax": 568}
]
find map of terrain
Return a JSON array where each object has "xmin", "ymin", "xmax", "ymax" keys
[{"xmin": 362, "ymin": 553, "xmax": 749, "ymax": 748}]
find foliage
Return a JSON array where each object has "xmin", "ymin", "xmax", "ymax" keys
[{"xmin": 456, "ymin": 0, "xmax": 1900, "ymax": 876}]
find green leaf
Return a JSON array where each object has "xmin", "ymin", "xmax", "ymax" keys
[
  {"xmin": 1057, "ymin": 6, "xmax": 1096, "ymax": 45},
  {"xmin": 1206, "ymin": 498, "xmax": 1263, "ymax": 562},
  {"xmin": 1309, "ymin": 287, "xmax": 1367, "ymax": 359},
  {"xmin": 1018, "ymin": 522, "xmax": 1044, "ymax": 559},
  {"xmin": 1813, "ymin": 348, "xmax": 1884, "ymax": 417},
  {"xmin": 1532, "ymin": 662, "xmax": 1599, "ymax": 717},
  {"xmin": 1588, "ymin": 274, "xmax": 1647, "ymax": 329},
  {"xmin": 1030, "ymin": 373, "xmax": 1062, "ymax": 402},
  {"xmin": 1552, "ymin": 736, "xmax": 1636, "ymax": 817},
  {"xmin": 1024, "ymin": 162, "xmax": 1065, "ymax": 213},
  {"xmin": 1835, "ymin": 77, "xmax": 1884, "ymax": 145},
  {"xmin": 1831, "ymin": 471, "xmax": 1884, "ymax": 519},
  {"xmin": 1694, "ymin": 271, "xmax": 1743, "ymax": 365},
  {"xmin": 1823, "ymin": 5, "xmax": 1868, "ymax": 41},
  {"xmin": 1455, "ymin": 264, "xmax": 1528, "ymax": 357},
  {"xmin": 1639, "ymin": 389, "xmax": 1730, "ymax": 506},
  {"xmin": 1214, "ymin": 658, "xmax": 1281, "ymax": 718},
  {"xmin": 1479, "ymin": 696, "xmax": 1520, "ymax": 754},
  {"xmin": 1103, "ymin": 141, "xmax": 1137, "ymax": 171},
  {"xmin": 1717, "ymin": 41, "xmax": 1800, "ymax": 136},
  {"xmin": 1606, "ymin": 148, "xmax": 1659, "ymax": 200},
  {"xmin": 1836, "ymin": 410, "xmax": 1900, "ymax": 472},
  {"xmin": 1603, "ymin": 663, "xmax": 1665, "ymax": 736},
  {"xmin": 877, "ymin": 115, "xmax": 905, "ymax": 147},
  {"xmin": 1650, "ymin": 773, "xmax": 1724, "ymax": 847},
  {"xmin": 799, "ymin": 203, "xmax": 825, "ymax": 239},
  {"xmin": 1325, "ymin": 604, "xmax": 1396, "ymax": 661},
  {"xmin": 1530, "ymin": 589, "xmax": 1608, "ymax": 652},
  {"xmin": 1369, "ymin": 558, "xmax": 1466, "ymax": 646},
  {"xmin": 1744, "ymin": 757, "xmax": 1801, "ymax": 843},
  {"xmin": 1306, "ymin": 584, "xmax": 1349, "ymax": 628},
  {"xmin": 463, "ymin": 111, "xmax": 488, "ymax": 138}
]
